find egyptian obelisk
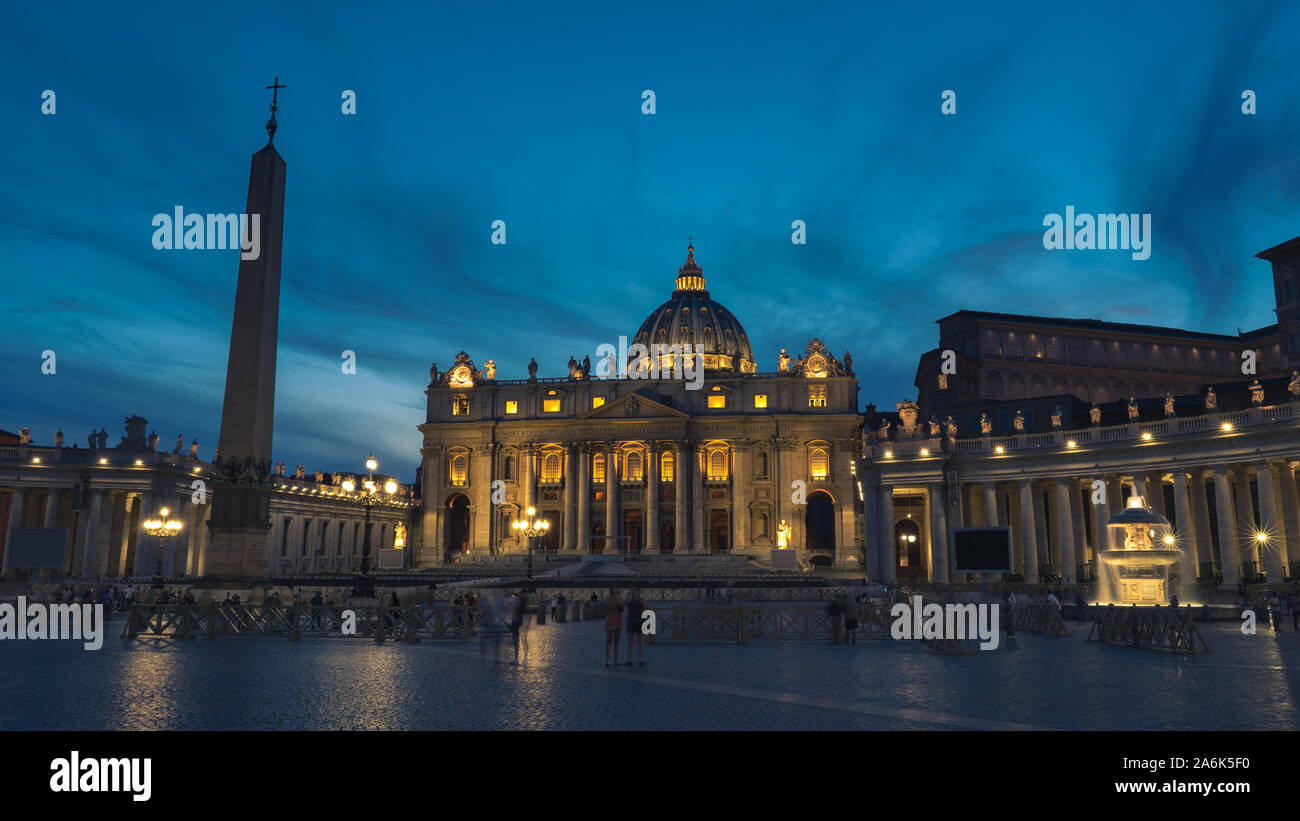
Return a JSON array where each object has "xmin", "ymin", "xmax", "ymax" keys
[{"xmin": 205, "ymin": 79, "xmax": 287, "ymax": 578}]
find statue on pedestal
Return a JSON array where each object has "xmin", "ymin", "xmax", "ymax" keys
[
  {"xmin": 1204, "ymin": 387, "xmax": 1217, "ymax": 410},
  {"xmin": 1013, "ymin": 410, "xmax": 1026, "ymax": 432},
  {"xmin": 190, "ymin": 439, "xmax": 199, "ymax": 458},
  {"xmin": 568, "ymin": 356, "xmax": 578, "ymax": 379},
  {"xmin": 54, "ymin": 429, "xmax": 63, "ymax": 447},
  {"xmin": 778, "ymin": 349, "xmax": 789, "ymax": 373},
  {"xmin": 1051, "ymin": 405, "xmax": 1063, "ymax": 430},
  {"xmin": 19, "ymin": 426, "xmax": 31, "ymax": 444},
  {"xmin": 483, "ymin": 359, "xmax": 496, "ymax": 381},
  {"xmin": 96, "ymin": 428, "xmax": 108, "ymax": 449},
  {"xmin": 87, "ymin": 430, "xmax": 96, "ymax": 450},
  {"xmin": 776, "ymin": 519, "xmax": 792, "ymax": 549},
  {"xmin": 1163, "ymin": 392, "xmax": 1175, "ymax": 417},
  {"xmin": 843, "ymin": 350, "xmax": 853, "ymax": 375},
  {"xmin": 429, "ymin": 363, "xmax": 439, "ymax": 384},
  {"xmin": 927, "ymin": 415, "xmax": 940, "ymax": 437},
  {"xmin": 1127, "ymin": 397, "xmax": 1139, "ymax": 422},
  {"xmin": 944, "ymin": 416, "xmax": 957, "ymax": 440},
  {"xmin": 979, "ymin": 413, "xmax": 992, "ymax": 435},
  {"xmin": 1250, "ymin": 379, "xmax": 1265, "ymax": 406},
  {"xmin": 295, "ymin": 464, "xmax": 306, "ymax": 479},
  {"xmin": 1290, "ymin": 370, "xmax": 1300, "ymax": 399},
  {"xmin": 314, "ymin": 469, "xmax": 324, "ymax": 483},
  {"xmin": 877, "ymin": 418, "xmax": 891, "ymax": 441},
  {"xmin": 174, "ymin": 434, "xmax": 183, "ymax": 454},
  {"xmin": 147, "ymin": 430, "xmax": 160, "ymax": 451},
  {"xmin": 274, "ymin": 460, "xmax": 285, "ymax": 476},
  {"xmin": 1089, "ymin": 404, "xmax": 1101, "ymax": 425},
  {"xmin": 527, "ymin": 358, "xmax": 538, "ymax": 381},
  {"xmin": 332, "ymin": 472, "xmax": 342, "ymax": 486}
]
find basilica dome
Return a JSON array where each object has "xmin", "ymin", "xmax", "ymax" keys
[{"xmin": 630, "ymin": 243, "xmax": 757, "ymax": 374}]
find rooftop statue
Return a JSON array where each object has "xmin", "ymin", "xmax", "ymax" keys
[
  {"xmin": 1164, "ymin": 392, "xmax": 1175, "ymax": 417},
  {"xmin": 1250, "ymin": 379, "xmax": 1265, "ymax": 406},
  {"xmin": 1051, "ymin": 405, "xmax": 1063, "ymax": 429},
  {"xmin": 1127, "ymin": 397, "xmax": 1139, "ymax": 422},
  {"xmin": 1290, "ymin": 370, "xmax": 1300, "ymax": 399},
  {"xmin": 1090, "ymin": 404, "xmax": 1101, "ymax": 425},
  {"xmin": 1205, "ymin": 387, "xmax": 1217, "ymax": 410}
]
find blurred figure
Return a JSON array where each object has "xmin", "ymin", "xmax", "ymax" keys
[
  {"xmin": 604, "ymin": 587, "xmax": 625, "ymax": 666},
  {"xmin": 624, "ymin": 587, "xmax": 646, "ymax": 666}
]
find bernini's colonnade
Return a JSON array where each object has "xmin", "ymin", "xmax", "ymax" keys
[{"xmin": 857, "ymin": 401, "xmax": 1300, "ymax": 590}]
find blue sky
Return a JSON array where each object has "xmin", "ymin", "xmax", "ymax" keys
[{"xmin": 3, "ymin": 0, "xmax": 1299, "ymax": 479}]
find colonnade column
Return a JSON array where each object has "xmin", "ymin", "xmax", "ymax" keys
[
  {"xmin": 645, "ymin": 444, "xmax": 660, "ymax": 554},
  {"xmin": 1018, "ymin": 480, "xmax": 1039, "ymax": 582},
  {"xmin": 1255, "ymin": 461, "xmax": 1287, "ymax": 582},
  {"xmin": 1091, "ymin": 476, "xmax": 1112, "ymax": 556},
  {"xmin": 983, "ymin": 484, "xmax": 999, "ymax": 526},
  {"xmin": 1170, "ymin": 470, "xmax": 1199, "ymax": 596},
  {"xmin": 563, "ymin": 446, "xmax": 578, "ymax": 551},
  {"xmin": 1054, "ymin": 480, "xmax": 1076, "ymax": 584},
  {"xmin": 78, "ymin": 488, "xmax": 104, "ymax": 577},
  {"xmin": 878, "ymin": 486, "xmax": 895, "ymax": 583},
  {"xmin": 2, "ymin": 488, "xmax": 26, "ymax": 576},
  {"xmin": 604, "ymin": 442, "xmax": 620, "ymax": 553},
  {"xmin": 1189, "ymin": 470, "xmax": 1214, "ymax": 577},
  {"xmin": 577, "ymin": 444, "xmax": 591, "ymax": 553},
  {"xmin": 1278, "ymin": 462, "xmax": 1300, "ymax": 579},
  {"xmin": 1232, "ymin": 468, "xmax": 1258, "ymax": 575},
  {"xmin": 1212, "ymin": 466, "xmax": 1241, "ymax": 586},
  {"xmin": 928, "ymin": 482, "xmax": 949, "ymax": 583},
  {"xmin": 674, "ymin": 444, "xmax": 687, "ymax": 555}
]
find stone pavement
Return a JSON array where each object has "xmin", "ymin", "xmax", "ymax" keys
[{"xmin": 2, "ymin": 615, "xmax": 1298, "ymax": 730}]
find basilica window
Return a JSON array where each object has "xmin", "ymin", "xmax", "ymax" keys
[
  {"xmin": 453, "ymin": 395, "xmax": 470, "ymax": 415},
  {"xmin": 449, "ymin": 453, "xmax": 468, "ymax": 486},
  {"xmin": 542, "ymin": 452, "xmax": 562, "ymax": 482},
  {"xmin": 543, "ymin": 399, "xmax": 561, "ymax": 413},
  {"xmin": 754, "ymin": 394, "xmax": 767, "ymax": 409},
  {"xmin": 660, "ymin": 452, "xmax": 675, "ymax": 483},
  {"xmin": 755, "ymin": 451, "xmax": 768, "ymax": 478},
  {"xmin": 808, "ymin": 385, "xmax": 827, "ymax": 408},
  {"xmin": 502, "ymin": 455, "xmax": 515, "ymax": 480},
  {"xmin": 757, "ymin": 512, "xmax": 769, "ymax": 538},
  {"xmin": 625, "ymin": 450, "xmax": 643, "ymax": 481},
  {"xmin": 505, "ymin": 401, "xmax": 518, "ymax": 414},
  {"xmin": 593, "ymin": 453, "xmax": 606, "ymax": 483},
  {"xmin": 809, "ymin": 447, "xmax": 829, "ymax": 479},
  {"xmin": 707, "ymin": 448, "xmax": 728, "ymax": 481}
]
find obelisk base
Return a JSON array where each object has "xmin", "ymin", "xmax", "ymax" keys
[{"xmin": 205, "ymin": 523, "xmax": 272, "ymax": 578}]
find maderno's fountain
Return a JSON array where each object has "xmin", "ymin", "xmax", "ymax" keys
[{"xmin": 1096, "ymin": 495, "xmax": 1182, "ymax": 605}]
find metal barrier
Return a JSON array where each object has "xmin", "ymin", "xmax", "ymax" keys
[
  {"xmin": 1084, "ymin": 604, "xmax": 1211, "ymax": 653},
  {"xmin": 647, "ymin": 602, "xmax": 892, "ymax": 644},
  {"xmin": 123, "ymin": 603, "xmax": 475, "ymax": 642},
  {"xmin": 1013, "ymin": 603, "xmax": 1070, "ymax": 636}
]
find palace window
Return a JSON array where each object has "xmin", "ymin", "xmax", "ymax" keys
[
  {"xmin": 505, "ymin": 400, "xmax": 518, "ymax": 414},
  {"xmin": 754, "ymin": 394, "xmax": 767, "ymax": 409},
  {"xmin": 449, "ymin": 453, "xmax": 468, "ymax": 486},
  {"xmin": 707, "ymin": 448, "xmax": 728, "ymax": 481},
  {"xmin": 452, "ymin": 395, "xmax": 470, "ymax": 415},
  {"xmin": 592, "ymin": 396, "xmax": 605, "ymax": 409},
  {"xmin": 593, "ymin": 453, "xmax": 606, "ymax": 483},
  {"xmin": 543, "ymin": 399, "xmax": 561, "ymax": 413},
  {"xmin": 809, "ymin": 447, "xmax": 829, "ymax": 479},
  {"xmin": 625, "ymin": 450, "xmax": 643, "ymax": 481},
  {"xmin": 542, "ymin": 452, "xmax": 562, "ymax": 482},
  {"xmin": 708, "ymin": 394, "xmax": 726, "ymax": 409},
  {"xmin": 808, "ymin": 385, "xmax": 827, "ymax": 408},
  {"xmin": 660, "ymin": 452, "xmax": 675, "ymax": 482}
]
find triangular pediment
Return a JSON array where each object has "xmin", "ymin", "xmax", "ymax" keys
[{"xmin": 579, "ymin": 391, "xmax": 690, "ymax": 420}]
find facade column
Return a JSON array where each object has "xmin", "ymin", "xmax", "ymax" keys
[
  {"xmin": 674, "ymin": 444, "xmax": 688, "ymax": 555},
  {"xmin": 879, "ymin": 486, "xmax": 895, "ymax": 583},
  {"xmin": 194, "ymin": 502, "xmax": 212, "ymax": 576},
  {"xmin": 77, "ymin": 488, "xmax": 104, "ymax": 577},
  {"xmin": 928, "ymin": 482, "xmax": 949, "ymax": 583},
  {"xmin": 2, "ymin": 488, "xmax": 26, "ymax": 576},
  {"xmin": 604, "ymin": 442, "xmax": 620, "ymax": 553},
  {"xmin": 1069, "ymin": 479, "xmax": 1088, "ymax": 573},
  {"xmin": 419, "ymin": 445, "xmax": 443, "ymax": 567},
  {"xmin": 1054, "ymin": 480, "xmax": 1077, "ymax": 584},
  {"xmin": 521, "ymin": 445, "xmax": 536, "ymax": 511},
  {"xmin": 861, "ymin": 477, "xmax": 881, "ymax": 580},
  {"xmin": 732, "ymin": 442, "xmax": 749, "ymax": 554},
  {"xmin": 1091, "ymin": 476, "xmax": 1112, "ymax": 556},
  {"xmin": 1018, "ymin": 480, "xmax": 1039, "ymax": 582},
  {"xmin": 691, "ymin": 444, "xmax": 706, "ymax": 554},
  {"xmin": 1232, "ymin": 468, "xmax": 1258, "ymax": 575},
  {"xmin": 1170, "ymin": 470, "xmax": 1199, "ymax": 596},
  {"xmin": 645, "ymin": 444, "xmax": 660, "ymax": 554},
  {"xmin": 1146, "ymin": 473, "xmax": 1167, "ymax": 519},
  {"xmin": 576, "ymin": 444, "xmax": 591, "ymax": 553},
  {"xmin": 983, "ymin": 484, "xmax": 999, "ymax": 526},
  {"xmin": 1255, "ymin": 461, "xmax": 1286, "ymax": 582},
  {"xmin": 117, "ymin": 492, "xmax": 139, "ymax": 576},
  {"xmin": 1212, "ymin": 466, "xmax": 1241, "ymax": 586},
  {"xmin": 91, "ymin": 490, "xmax": 116, "ymax": 577},
  {"xmin": 1189, "ymin": 470, "xmax": 1215, "ymax": 577},
  {"xmin": 1278, "ymin": 462, "xmax": 1300, "ymax": 580},
  {"xmin": 1032, "ymin": 484, "xmax": 1050, "ymax": 574},
  {"xmin": 563, "ymin": 445, "xmax": 578, "ymax": 552}
]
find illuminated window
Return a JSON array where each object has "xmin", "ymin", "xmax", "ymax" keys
[
  {"xmin": 453, "ymin": 395, "xmax": 470, "ymax": 415},
  {"xmin": 661, "ymin": 452, "xmax": 675, "ymax": 482},
  {"xmin": 593, "ymin": 453, "xmax": 606, "ymax": 483},
  {"xmin": 592, "ymin": 396, "xmax": 605, "ymax": 409},
  {"xmin": 808, "ymin": 385, "xmax": 827, "ymax": 408},
  {"xmin": 543, "ymin": 399, "xmax": 561, "ymax": 413},
  {"xmin": 449, "ymin": 453, "xmax": 468, "ymax": 486},
  {"xmin": 754, "ymin": 394, "xmax": 767, "ymax": 409},
  {"xmin": 809, "ymin": 447, "xmax": 828, "ymax": 479},
  {"xmin": 708, "ymin": 449, "xmax": 728, "ymax": 481},
  {"xmin": 542, "ymin": 452, "xmax": 561, "ymax": 482},
  {"xmin": 505, "ymin": 401, "xmax": 518, "ymax": 414},
  {"xmin": 708, "ymin": 395, "xmax": 726, "ymax": 409},
  {"xmin": 626, "ymin": 450, "xmax": 643, "ymax": 481}
]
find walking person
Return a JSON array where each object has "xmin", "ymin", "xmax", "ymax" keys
[
  {"xmin": 827, "ymin": 595, "xmax": 843, "ymax": 643},
  {"xmin": 841, "ymin": 591, "xmax": 858, "ymax": 644},
  {"xmin": 604, "ymin": 587, "xmax": 625, "ymax": 666},
  {"xmin": 1003, "ymin": 590, "xmax": 1016, "ymax": 637},
  {"xmin": 1267, "ymin": 593, "xmax": 1281, "ymax": 632},
  {"xmin": 506, "ymin": 591, "xmax": 524, "ymax": 663},
  {"xmin": 1291, "ymin": 591, "xmax": 1300, "ymax": 631},
  {"xmin": 624, "ymin": 587, "xmax": 647, "ymax": 666}
]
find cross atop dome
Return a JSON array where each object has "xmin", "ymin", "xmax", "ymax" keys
[{"xmin": 675, "ymin": 238, "xmax": 706, "ymax": 293}]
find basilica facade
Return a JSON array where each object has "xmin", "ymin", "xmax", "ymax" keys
[{"xmin": 415, "ymin": 245, "xmax": 862, "ymax": 565}]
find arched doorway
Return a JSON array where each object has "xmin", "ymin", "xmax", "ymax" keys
[
  {"xmin": 895, "ymin": 518, "xmax": 923, "ymax": 578},
  {"xmin": 623, "ymin": 510, "xmax": 644, "ymax": 554},
  {"xmin": 661, "ymin": 522, "xmax": 675, "ymax": 554},
  {"xmin": 806, "ymin": 491, "xmax": 835, "ymax": 556},
  {"xmin": 708, "ymin": 509, "xmax": 729, "ymax": 554},
  {"xmin": 445, "ymin": 494, "xmax": 470, "ymax": 560},
  {"xmin": 591, "ymin": 523, "xmax": 605, "ymax": 554},
  {"xmin": 541, "ymin": 510, "xmax": 561, "ymax": 554}
]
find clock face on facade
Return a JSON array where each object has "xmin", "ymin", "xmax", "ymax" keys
[
  {"xmin": 805, "ymin": 354, "xmax": 828, "ymax": 378},
  {"xmin": 448, "ymin": 365, "xmax": 473, "ymax": 387}
]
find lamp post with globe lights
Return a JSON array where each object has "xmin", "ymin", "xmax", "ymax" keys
[
  {"xmin": 343, "ymin": 455, "xmax": 398, "ymax": 599},
  {"xmin": 511, "ymin": 506, "xmax": 550, "ymax": 593},
  {"xmin": 142, "ymin": 507, "xmax": 183, "ymax": 590}
]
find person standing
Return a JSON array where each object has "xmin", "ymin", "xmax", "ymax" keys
[
  {"xmin": 625, "ymin": 587, "xmax": 647, "ymax": 666},
  {"xmin": 604, "ymin": 587, "xmax": 625, "ymax": 666},
  {"xmin": 506, "ymin": 591, "xmax": 524, "ymax": 663},
  {"xmin": 841, "ymin": 591, "xmax": 858, "ymax": 644},
  {"xmin": 1267, "ymin": 593, "xmax": 1281, "ymax": 631},
  {"xmin": 827, "ymin": 595, "xmax": 843, "ymax": 643},
  {"xmin": 1291, "ymin": 591, "xmax": 1300, "ymax": 631}
]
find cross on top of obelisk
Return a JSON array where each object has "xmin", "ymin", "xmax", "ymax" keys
[{"xmin": 265, "ymin": 76, "xmax": 285, "ymax": 142}]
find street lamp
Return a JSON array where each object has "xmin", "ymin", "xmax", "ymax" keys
[
  {"xmin": 343, "ymin": 454, "xmax": 398, "ymax": 599},
  {"xmin": 511, "ymin": 506, "xmax": 550, "ymax": 592},
  {"xmin": 142, "ymin": 507, "xmax": 183, "ymax": 590}
]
